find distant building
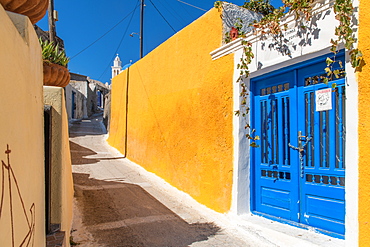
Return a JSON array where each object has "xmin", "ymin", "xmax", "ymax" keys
[
  {"xmin": 34, "ymin": 24, "xmax": 65, "ymax": 50},
  {"xmin": 65, "ymin": 73, "xmax": 110, "ymax": 121},
  {"xmin": 111, "ymin": 54, "xmax": 122, "ymax": 78}
]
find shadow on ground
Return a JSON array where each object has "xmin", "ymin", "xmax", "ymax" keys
[
  {"xmin": 73, "ymin": 173, "xmax": 220, "ymax": 247},
  {"xmin": 70, "ymin": 141, "xmax": 125, "ymax": 165}
]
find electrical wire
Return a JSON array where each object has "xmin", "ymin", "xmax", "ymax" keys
[
  {"xmin": 148, "ymin": 0, "xmax": 176, "ymax": 32},
  {"xmin": 157, "ymin": 0, "xmax": 187, "ymax": 26},
  {"xmin": 176, "ymin": 0, "xmax": 207, "ymax": 12},
  {"xmin": 70, "ymin": 3, "xmax": 139, "ymax": 60},
  {"xmin": 96, "ymin": 0, "xmax": 204, "ymax": 81},
  {"xmin": 98, "ymin": 0, "xmax": 140, "ymax": 80},
  {"xmin": 173, "ymin": 0, "xmax": 197, "ymax": 20}
]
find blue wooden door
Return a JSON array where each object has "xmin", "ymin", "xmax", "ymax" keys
[
  {"xmin": 72, "ymin": 91, "xmax": 76, "ymax": 119},
  {"xmin": 251, "ymin": 54, "xmax": 345, "ymax": 238}
]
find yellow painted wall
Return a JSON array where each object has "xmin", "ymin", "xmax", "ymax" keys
[
  {"xmin": 108, "ymin": 8, "xmax": 235, "ymax": 213},
  {"xmin": 358, "ymin": 0, "xmax": 370, "ymax": 245},
  {"xmin": 44, "ymin": 86, "xmax": 74, "ymax": 246},
  {"xmin": 0, "ymin": 8, "xmax": 45, "ymax": 246}
]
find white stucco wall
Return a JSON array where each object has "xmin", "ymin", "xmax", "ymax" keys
[
  {"xmin": 212, "ymin": 0, "xmax": 357, "ymax": 245},
  {"xmin": 65, "ymin": 81, "xmax": 88, "ymax": 120}
]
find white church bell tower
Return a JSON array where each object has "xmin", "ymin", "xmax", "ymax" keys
[{"xmin": 111, "ymin": 54, "xmax": 122, "ymax": 79}]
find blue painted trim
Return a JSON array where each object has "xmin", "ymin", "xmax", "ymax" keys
[
  {"xmin": 250, "ymin": 50, "xmax": 345, "ymax": 83},
  {"xmin": 249, "ymin": 84, "xmax": 257, "ymax": 212}
]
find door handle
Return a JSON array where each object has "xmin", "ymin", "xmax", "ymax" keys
[
  {"xmin": 288, "ymin": 131, "xmax": 312, "ymax": 177},
  {"xmin": 298, "ymin": 131, "xmax": 311, "ymax": 152}
]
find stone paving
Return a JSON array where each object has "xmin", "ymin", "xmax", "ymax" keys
[
  {"xmin": 69, "ymin": 113, "xmax": 259, "ymax": 247},
  {"xmin": 69, "ymin": 113, "xmax": 344, "ymax": 247}
]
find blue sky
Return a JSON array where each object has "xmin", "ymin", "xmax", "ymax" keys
[{"xmin": 37, "ymin": 0, "xmax": 283, "ymax": 84}]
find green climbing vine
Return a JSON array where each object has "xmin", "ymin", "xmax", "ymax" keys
[{"xmin": 215, "ymin": 0, "xmax": 363, "ymax": 147}]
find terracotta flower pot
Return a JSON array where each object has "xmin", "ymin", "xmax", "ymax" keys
[
  {"xmin": 43, "ymin": 62, "xmax": 70, "ymax": 87},
  {"xmin": 0, "ymin": 0, "xmax": 48, "ymax": 24}
]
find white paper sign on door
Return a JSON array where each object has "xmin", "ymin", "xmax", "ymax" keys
[{"xmin": 316, "ymin": 88, "xmax": 332, "ymax": 111}]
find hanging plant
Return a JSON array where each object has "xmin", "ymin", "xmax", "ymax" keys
[
  {"xmin": 215, "ymin": 0, "xmax": 363, "ymax": 147},
  {"xmin": 242, "ymin": 0, "xmax": 275, "ymax": 16}
]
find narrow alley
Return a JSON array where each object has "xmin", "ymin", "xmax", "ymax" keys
[
  {"xmin": 2, "ymin": 0, "xmax": 370, "ymax": 246},
  {"xmin": 69, "ymin": 113, "xmax": 259, "ymax": 247}
]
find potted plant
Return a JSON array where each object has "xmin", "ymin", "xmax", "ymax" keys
[
  {"xmin": 0, "ymin": 0, "xmax": 48, "ymax": 24},
  {"xmin": 40, "ymin": 38, "xmax": 70, "ymax": 87}
]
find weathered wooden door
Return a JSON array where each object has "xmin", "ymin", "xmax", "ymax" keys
[{"xmin": 251, "ymin": 53, "xmax": 346, "ymax": 238}]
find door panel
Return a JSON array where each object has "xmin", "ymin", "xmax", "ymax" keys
[
  {"xmin": 251, "ymin": 54, "xmax": 345, "ymax": 238},
  {"xmin": 253, "ymin": 71, "xmax": 299, "ymax": 222},
  {"xmin": 297, "ymin": 62, "xmax": 346, "ymax": 235}
]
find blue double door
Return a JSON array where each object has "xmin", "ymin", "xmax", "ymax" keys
[{"xmin": 251, "ymin": 54, "xmax": 346, "ymax": 238}]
